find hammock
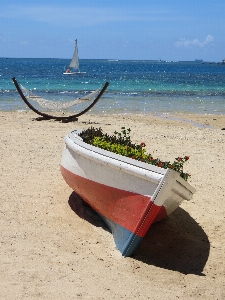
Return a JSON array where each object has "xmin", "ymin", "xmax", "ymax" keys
[{"xmin": 12, "ymin": 77, "xmax": 109, "ymax": 121}]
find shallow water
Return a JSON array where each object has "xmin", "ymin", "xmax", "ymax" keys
[{"xmin": 1, "ymin": 58, "xmax": 225, "ymax": 114}]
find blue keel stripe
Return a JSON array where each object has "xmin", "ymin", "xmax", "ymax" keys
[{"xmin": 98, "ymin": 213, "xmax": 143, "ymax": 257}]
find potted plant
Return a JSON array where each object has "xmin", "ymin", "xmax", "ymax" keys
[
  {"xmin": 61, "ymin": 126, "xmax": 195, "ymax": 257},
  {"xmin": 79, "ymin": 126, "xmax": 191, "ymax": 181}
]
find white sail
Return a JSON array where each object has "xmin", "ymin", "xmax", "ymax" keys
[
  {"xmin": 69, "ymin": 39, "xmax": 79, "ymax": 70},
  {"xmin": 63, "ymin": 39, "xmax": 86, "ymax": 74}
]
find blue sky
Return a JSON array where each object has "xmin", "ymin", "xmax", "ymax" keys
[{"xmin": 0, "ymin": 0, "xmax": 224, "ymax": 61}]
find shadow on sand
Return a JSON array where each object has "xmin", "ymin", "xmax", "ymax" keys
[
  {"xmin": 68, "ymin": 192, "xmax": 109, "ymax": 232},
  {"xmin": 133, "ymin": 208, "xmax": 209, "ymax": 276},
  {"xmin": 33, "ymin": 116, "xmax": 78, "ymax": 123},
  {"xmin": 68, "ymin": 191, "xmax": 209, "ymax": 275}
]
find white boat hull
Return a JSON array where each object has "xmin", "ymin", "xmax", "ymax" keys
[
  {"xmin": 62, "ymin": 72, "xmax": 86, "ymax": 75},
  {"xmin": 61, "ymin": 129, "xmax": 196, "ymax": 256}
]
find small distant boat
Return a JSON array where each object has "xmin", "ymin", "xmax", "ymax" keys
[
  {"xmin": 61, "ymin": 129, "xmax": 196, "ymax": 257},
  {"xmin": 63, "ymin": 39, "xmax": 86, "ymax": 75}
]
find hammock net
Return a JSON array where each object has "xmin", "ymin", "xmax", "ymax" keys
[{"xmin": 20, "ymin": 84, "xmax": 101, "ymax": 110}]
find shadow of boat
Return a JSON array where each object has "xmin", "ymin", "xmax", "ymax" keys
[
  {"xmin": 68, "ymin": 192, "xmax": 109, "ymax": 232},
  {"xmin": 133, "ymin": 207, "xmax": 210, "ymax": 275},
  {"xmin": 68, "ymin": 192, "xmax": 209, "ymax": 275}
]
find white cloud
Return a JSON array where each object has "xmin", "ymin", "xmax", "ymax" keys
[
  {"xmin": 0, "ymin": 4, "xmax": 177, "ymax": 27},
  {"xmin": 175, "ymin": 35, "xmax": 214, "ymax": 47},
  {"xmin": 19, "ymin": 40, "xmax": 29, "ymax": 45}
]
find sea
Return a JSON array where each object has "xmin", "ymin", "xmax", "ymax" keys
[{"xmin": 1, "ymin": 57, "xmax": 225, "ymax": 115}]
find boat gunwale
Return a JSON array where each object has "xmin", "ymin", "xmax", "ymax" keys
[
  {"xmin": 65, "ymin": 129, "xmax": 196, "ymax": 194},
  {"xmin": 67, "ymin": 129, "xmax": 167, "ymax": 175}
]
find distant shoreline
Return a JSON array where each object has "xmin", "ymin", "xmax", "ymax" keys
[{"xmin": 1, "ymin": 57, "xmax": 225, "ymax": 64}]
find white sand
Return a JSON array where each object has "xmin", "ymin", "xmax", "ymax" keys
[{"xmin": 1, "ymin": 111, "xmax": 224, "ymax": 299}]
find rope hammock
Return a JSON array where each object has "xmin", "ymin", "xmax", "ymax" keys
[
  {"xmin": 19, "ymin": 84, "xmax": 101, "ymax": 109},
  {"xmin": 12, "ymin": 77, "xmax": 109, "ymax": 121}
]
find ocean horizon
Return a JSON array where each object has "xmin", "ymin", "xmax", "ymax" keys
[{"xmin": 1, "ymin": 57, "xmax": 225, "ymax": 115}]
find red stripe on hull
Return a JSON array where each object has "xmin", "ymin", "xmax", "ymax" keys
[
  {"xmin": 153, "ymin": 206, "xmax": 168, "ymax": 222},
  {"xmin": 61, "ymin": 166, "xmax": 164, "ymax": 237}
]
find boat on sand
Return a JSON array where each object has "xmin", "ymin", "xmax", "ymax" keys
[{"xmin": 60, "ymin": 129, "xmax": 196, "ymax": 257}]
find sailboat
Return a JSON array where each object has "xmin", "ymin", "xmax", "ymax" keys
[{"xmin": 63, "ymin": 39, "xmax": 86, "ymax": 75}]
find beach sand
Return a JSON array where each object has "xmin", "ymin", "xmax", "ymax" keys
[{"xmin": 1, "ymin": 111, "xmax": 224, "ymax": 299}]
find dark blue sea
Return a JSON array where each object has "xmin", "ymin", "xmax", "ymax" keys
[{"xmin": 1, "ymin": 57, "xmax": 225, "ymax": 115}]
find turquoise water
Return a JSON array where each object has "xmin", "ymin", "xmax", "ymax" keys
[{"xmin": 1, "ymin": 58, "xmax": 225, "ymax": 114}]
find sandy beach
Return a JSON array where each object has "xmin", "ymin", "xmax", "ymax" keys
[{"xmin": 1, "ymin": 111, "xmax": 224, "ymax": 299}]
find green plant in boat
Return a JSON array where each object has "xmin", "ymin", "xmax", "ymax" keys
[{"xmin": 79, "ymin": 127, "xmax": 191, "ymax": 181}]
